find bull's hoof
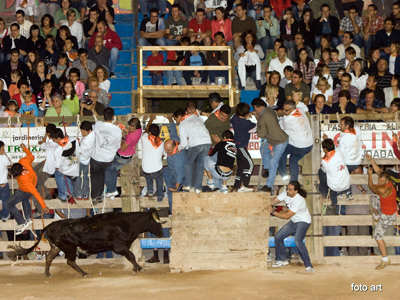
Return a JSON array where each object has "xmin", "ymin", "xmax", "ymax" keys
[
  {"xmin": 139, "ymin": 268, "xmax": 145, "ymax": 273},
  {"xmin": 83, "ymin": 274, "xmax": 90, "ymax": 278},
  {"xmin": 45, "ymin": 273, "xmax": 52, "ymax": 278}
]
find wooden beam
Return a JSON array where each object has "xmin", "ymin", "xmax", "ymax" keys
[
  {"xmin": 323, "ymin": 255, "xmax": 400, "ymax": 264},
  {"xmin": 321, "ymin": 215, "xmax": 399, "ymax": 226},
  {"xmin": 323, "ymin": 236, "xmax": 400, "ymax": 247}
]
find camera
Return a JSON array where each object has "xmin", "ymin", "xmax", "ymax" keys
[{"xmin": 83, "ymin": 92, "xmax": 93, "ymax": 105}]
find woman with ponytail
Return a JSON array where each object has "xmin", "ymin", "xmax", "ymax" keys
[{"xmin": 268, "ymin": 180, "xmax": 314, "ymax": 273}]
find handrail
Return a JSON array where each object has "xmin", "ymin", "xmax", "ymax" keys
[{"xmin": 137, "ymin": 46, "xmax": 237, "ymax": 113}]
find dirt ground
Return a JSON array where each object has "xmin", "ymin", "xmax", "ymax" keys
[{"xmin": 0, "ymin": 259, "xmax": 398, "ymax": 300}]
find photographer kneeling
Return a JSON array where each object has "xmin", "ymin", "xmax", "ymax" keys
[
  {"xmin": 269, "ymin": 181, "xmax": 315, "ymax": 273},
  {"xmin": 80, "ymin": 90, "xmax": 105, "ymax": 117}
]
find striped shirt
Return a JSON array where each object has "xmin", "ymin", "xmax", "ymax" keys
[
  {"xmin": 332, "ymin": 85, "xmax": 359, "ymax": 103},
  {"xmin": 328, "ymin": 59, "xmax": 345, "ymax": 78},
  {"xmin": 374, "ymin": 71, "xmax": 392, "ymax": 90}
]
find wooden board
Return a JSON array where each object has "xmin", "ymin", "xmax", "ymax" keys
[
  {"xmin": 321, "ymin": 215, "xmax": 399, "ymax": 226},
  {"xmin": 323, "ymin": 236, "xmax": 400, "ymax": 247},
  {"xmin": 170, "ymin": 193, "xmax": 270, "ymax": 272}
]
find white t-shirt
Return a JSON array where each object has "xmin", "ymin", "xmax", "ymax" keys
[
  {"xmin": 79, "ymin": 131, "xmax": 96, "ymax": 165},
  {"xmin": 321, "ymin": 150, "xmax": 351, "ymax": 192},
  {"xmin": 141, "ymin": 133, "xmax": 165, "ymax": 173},
  {"xmin": 280, "ymin": 107, "xmax": 313, "ymax": 148},
  {"xmin": 311, "ymin": 74, "xmax": 333, "ymax": 92},
  {"xmin": 178, "ymin": 115, "xmax": 211, "ymax": 150},
  {"xmin": 0, "ymin": 155, "xmax": 10, "ymax": 184},
  {"xmin": 389, "ymin": 55, "xmax": 396, "ymax": 74},
  {"xmin": 41, "ymin": 139, "xmax": 62, "ymax": 175},
  {"xmin": 99, "ymin": 80, "xmax": 111, "ymax": 93},
  {"xmin": 312, "ymin": 87, "xmax": 333, "ymax": 100},
  {"xmin": 268, "ymin": 57, "xmax": 294, "ymax": 78},
  {"xmin": 296, "ymin": 101, "xmax": 309, "ymax": 112},
  {"xmin": 57, "ymin": 139, "xmax": 80, "ymax": 177},
  {"xmin": 336, "ymin": 126, "xmax": 362, "ymax": 166},
  {"xmin": 91, "ymin": 121, "xmax": 122, "ymax": 163},
  {"xmin": 277, "ymin": 191, "xmax": 311, "ymax": 223}
]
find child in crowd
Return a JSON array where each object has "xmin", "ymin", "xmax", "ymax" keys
[
  {"xmin": 345, "ymin": 47, "xmax": 356, "ymax": 73},
  {"xmin": 76, "ymin": 121, "xmax": 95, "ymax": 200},
  {"xmin": 19, "ymin": 91, "xmax": 38, "ymax": 117},
  {"xmin": 266, "ymin": 39, "xmax": 283, "ymax": 69},
  {"xmin": 147, "ymin": 50, "xmax": 164, "ymax": 85},
  {"xmin": 183, "ymin": 41, "xmax": 208, "ymax": 85},
  {"xmin": 231, "ymin": 103, "xmax": 256, "ymax": 193},
  {"xmin": 328, "ymin": 49, "xmax": 345, "ymax": 79},
  {"xmin": 165, "ymin": 37, "xmax": 189, "ymax": 85},
  {"xmin": 8, "ymin": 70, "xmax": 22, "ymax": 97},
  {"xmin": 12, "ymin": 79, "xmax": 36, "ymax": 107},
  {"xmin": 206, "ymin": 32, "xmax": 229, "ymax": 85},
  {"xmin": 62, "ymin": 80, "xmax": 80, "ymax": 116},
  {"xmin": 385, "ymin": 41, "xmax": 400, "ymax": 75},
  {"xmin": 292, "ymin": 90, "xmax": 309, "ymax": 111},
  {"xmin": 0, "ymin": 141, "xmax": 11, "ymax": 221},
  {"xmin": 318, "ymin": 48, "xmax": 331, "ymax": 66},
  {"xmin": 280, "ymin": 65, "xmax": 293, "ymax": 88},
  {"xmin": 312, "ymin": 64, "xmax": 333, "ymax": 92},
  {"xmin": 68, "ymin": 68, "xmax": 85, "ymax": 100},
  {"xmin": 63, "ymin": 37, "xmax": 78, "ymax": 63},
  {"xmin": 50, "ymin": 128, "xmax": 80, "ymax": 202},
  {"xmin": 2, "ymin": 99, "xmax": 20, "ymax": 128},
  {"xmin": 333, "ymin": 67, "xmax": 346, "ymax": 90},
  {"xmin": 311, "ymin": 77, "xmax": 333, "ymax": 105},
  {"xmin": 204, "ymin": 130, "xmax": 237, "ymax": 194},
  {"xmin": 8, "ymin": 144, "xmax": 50, "ymax": 235}
]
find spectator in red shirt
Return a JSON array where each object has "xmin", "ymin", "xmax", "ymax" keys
[
  {"xmin": 147, "ymin": 50, "xmax": 164, "ymax": 85},
  {"xmin": 12, "ymin": 79, "xmax": 36, "ymax": 107},
  {"xmin": 88, "ymin": 21, "xmax": 123, "ymax": 79},
  {"xmin": 363, "ymin": 4, "xmax": 384, "ymax": 58},
  {"xmin": 188, "ymin": 9, "xmax": 212, "ymax": 46}
]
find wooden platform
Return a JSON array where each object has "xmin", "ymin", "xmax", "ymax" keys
[{"xmin": 169, "ymin": 193, "xmax": 270, "ymax": 273}]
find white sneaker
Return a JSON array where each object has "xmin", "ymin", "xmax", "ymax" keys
[
  {"xmin": 337, "ymin": 193, "xmax": 345, "ymax": 200},
  {"xmin": 105, "ymin": 190, "xmax": 119, "ymax": 199},
  {"xmin": 222, "ymin": 185, "xmax": 229, "ymax": 194},
  {"xmin": 207, "ymin": 179, "xmax": 215, "ymax": 190},
  {"xmin": 282, "ymin": 175, "xmax": 289, "ymax": 181},
  {"xmin": 195, "ymin": 189, "xmax": 202, "ymax": 194},
  {"xmin": 15, "ymin": 221, "xmax": 30, "ymax": 235},
  {"xmin": 305, "ymin": 267, "xmax": 315, "ymax": 273},
  {"xmin": 238, "ymin": 186, "xmax": 254, "ymax": 193},
  {"xmin": 272, "ymin": 261, "xmax": 289, "ymax": 268},
  {"xmin": 182, "ymin": 186, "xmax": 191, "ymax": 191},
  {"xmin": 190, "ymin": 187, "xmax": 196, "ymax": 193}
]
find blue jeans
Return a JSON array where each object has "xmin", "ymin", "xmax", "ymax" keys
[
  {"xmin": 364, "ymin": 34, "xmax": 375, "ymax": 57},
  {"xmin": 0, "ymin": 52, "xmax": 5, "ymax": 65},
  {"xmin": 323, "ymin": 225, "xmax": 342, "ymax": 256},
  {"xmin": 105, "ymin": 155, "xmax": 132, "ymax": 193},
  {"xmin": 339, "ymin": 33, "xmax": 363, "ymax": 49},
  {"xmin": 278, "ymin": 144, "xmax": 313, "ymax": 182},
  {"xmin": 76, "ymin": 162, "xmax": 89, "ymax": 198},
  {"xmin": 237, "ymin": 69, "xmax": 262, "ymax": 90},
  {"xmin": 258, "ymin": 36, "xmax": 277, "ymax": 57},
  {"xmin": 203, "ymin": 156, "xmax": 231, "ymax": 190},
  {"xmin": 143, "ymin": 169, "xmax": 164, "ymax": 202},
  {"xmin": 139, "ymin": 0, "xmax": 167, "ymax": 15},
  {"xmin": 70, "ymin": 0, "xmax": 88, "ymax": 11},
  {"xmin": 109, "ymin": 48, "xmax": 119, "ymax": 73},
  {"xmin": 165, "ymin": 39, "xmax": 180, "ymax": 46},
  {"xmin": 315, "ymin": 36, "xmax": 340, "ymax": 49},
  {"xmin": 139, "ymin": 37, "xmax": 166, "ymax": 61},
  {"xmin": 166, "ymin": 70, "xmax": 183, "ymax": 85},
  {"xmin": 318, "ymin": 168, "xmax": 350, "ymax": 206},
  {"xmin": 6, "ymin": 189, "xmax": 32, "ymax": 225},
  {"xmin": 248, "ymin": 9, "xmax": 262, "ymax": 20},
  {"xmin": 0, "ymin": 183, "xmax": 10, "ymax": 219},
  {"xmin": 54, "ymin": 169, "xmax": 77, "ymax": 200},
  {"xmin": 261, "ymin": 139, "xmax": 288, "ymax": 188},
  {"xmin": 395, "ymin": 227, "xmax": 400, "ymax": 255},
  {"xmin": 208, "ymin": 71, "xmax": 228, "ymax": 85},
  {"xmin": 185, "ymin": 144, "xmax": 211, "ymax": 190},
  {"xmin": 151, "ymin": 72, "xmax": 163, "ymax": 85},
  {"xmin": 283, "ymin": 40, "xmax": 295, "ymax": 51},
  {"xmin": 275, "ymin": 220, "xmax": 313, "ymax": 268},
  {"xmin": 97, "ymin": 251, "xmax": 113, "ymax": 258}
]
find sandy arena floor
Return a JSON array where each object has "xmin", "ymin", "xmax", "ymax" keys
[{"xmin": 0, "ymin": 259, "xmax": 397, "ymax": 300}]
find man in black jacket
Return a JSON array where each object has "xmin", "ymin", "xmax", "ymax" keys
[
  {"xmin": 314, "ymin": 4, "xmax": 340, "ymax": 49},
  {"xmin": 2, "ymin": 23, "xmax": 27, "ymax": 61},
  {"xmin": 0, "ymin": 49, "xmax": 29, "ymax": 87}
]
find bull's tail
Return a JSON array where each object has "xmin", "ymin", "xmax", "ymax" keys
[{"xmin": 7, "ymin": 224, "xmax": 51, "ymax": 260}]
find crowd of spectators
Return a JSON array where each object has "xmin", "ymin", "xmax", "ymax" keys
[{"xmin": 0, "ymin": 0, "xmax": 123, "ymax": 121}]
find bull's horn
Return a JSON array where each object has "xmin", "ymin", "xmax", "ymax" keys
[{"xmin": 152, "ymin": 211, "xmax": 167, "ymax": 224}]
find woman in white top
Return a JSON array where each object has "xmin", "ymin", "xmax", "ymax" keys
[
  {"xmin": 61, "ymin": 9, "xmax": 83, "ymax": 48},
  {"xmin": 292, "ymin": 90, "xmax": 308, "ymax": 112},
  {"xmin": 311, "ymin": 64, "xmax": 333, "ymax": 92},
  {"xmin": 261, "ymin": 84, "xmax": 279, "ymax": 109},
  {"xmin": 311, "ymin": 77, "xmax": 333, "ymax": 105},
  {"xmin": 350, "ymin": 58, "xmax": 368, "ymax": 92},
  {"xmin": 94, "ymin": 65, "xmax": 111, "ymax": 93},
  {"xmin": 384, "ymin": 75, "xmax": 400, "ymax": 108}
]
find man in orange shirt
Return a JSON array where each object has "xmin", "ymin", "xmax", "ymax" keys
[
  {"xmin": 367, "ymin": 153, "xmax": 398, "ymax": 270},
  {"xmin": 7, "ymin": 144, "xmax": 50, "ymax": 235}
]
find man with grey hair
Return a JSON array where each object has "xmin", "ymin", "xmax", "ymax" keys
[
  {"xmin": 80, "ymin": 90, "xmax": 105, "ymax": 116},
  {"xmin": 278, "ymin": 100, "xmax": 313, "ymax": 182}
]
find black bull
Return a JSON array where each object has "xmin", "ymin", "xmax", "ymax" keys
[{"xmin": 8, "ymin": 209, "xmax": 166, "ymax": 277}]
